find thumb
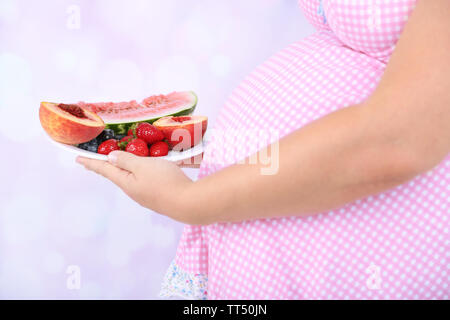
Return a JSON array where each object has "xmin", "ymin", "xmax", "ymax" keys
[{"xmin": 108, "ymin": 151, "xmax": 141, "ymax": 172}]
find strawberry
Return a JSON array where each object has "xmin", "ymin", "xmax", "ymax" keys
[
  {"xmin": 120, "ymin": 135, "xmax": 134, "ymax": 143},
  {"xmin": 136, "ymin": 122, "xmax": 164, "ymax": 144},
  {"xmin": 118, "ymin": 135, "xmax": 134, "ymax": 150},
  {"xmin": 149, "ymin": 141, "xmax": 169, "ymax": 157},
  {"xmin": 97, "ymin": 139, "xmax": 119, "ymax": 155},
  {"xmin": 127, "ymin": 123, "xmax": 139, "ymax": 137},
  {"xmin": 125, "ymin": 138, "xmax": 149, "ymax": 157},
  {"xmin": 164, "ymin": 138, "xmax": 173, "ymax": 150}
]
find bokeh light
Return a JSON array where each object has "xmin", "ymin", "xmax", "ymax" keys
[
  {"xmin": 0, "ymin": 0, "xmax": 314, "ymax": 299},
  {"xmin": 154, "ymin": 55, "xmax": 200, "ymax": 92},
  {"xmin": 97, "ymin": 58, "xmax": 145, "ymax": 100},
  {"xmin": 0, "ymin": 0, "xmax": 19, "ymax": 25},
  {"xmin": 209, "ymin": 54, "xmax": 232, "ymax": 77}
]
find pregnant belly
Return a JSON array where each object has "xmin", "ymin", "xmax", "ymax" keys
[
  {"xmin": 200, "ymin": 32, "xmax": 385, "ymax": 176},
  {"xmin": 196, "ymin": 32, "xmax": 450, "ymax": 300}
]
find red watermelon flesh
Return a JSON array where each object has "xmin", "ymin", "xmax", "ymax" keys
[{"xmin": 78, "ymin": 91, "xmax": 197, "ymax": 135}]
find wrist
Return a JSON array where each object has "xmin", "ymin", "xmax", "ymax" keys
[{"xmin": 175, "ymin": 180, "xmax": 218, "ymax": 226}]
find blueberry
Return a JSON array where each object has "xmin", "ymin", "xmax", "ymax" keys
[
  {"xmin": 87, "ymin": 140, "xmax": 99, "ymax": 150},
  {"xmin": 97, "ymin": 129, "xmax": 115, "ymax": 143},
  {"xmin": 78, "ymin": 138, "xmax": 97, "ymax": 150},
  {"xmin": 115, "ymin": 134, "xmax": 126, "ymax": 141},
  {"xmin": 78, "ymin": 142, "xmax": 90, "ymax": 150},
  {"xmin": 77, "ymin": 138, "xmax": 98, "ymax": 153},
  {"xmin": 87, "ymin": 144, "xmax": 98, "ymax": 153}
]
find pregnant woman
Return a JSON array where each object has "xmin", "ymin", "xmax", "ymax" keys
[{"xmin": 78, "ymin": 0, "xmax": 449, "ymax": 299}]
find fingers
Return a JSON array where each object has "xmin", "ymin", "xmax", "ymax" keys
[
  {"xmin": 108, "ymin": 151, "xmax": 142, "ymax": 172},
  {"xmin": 76, "ymin": 156, "xmax": 133, "ymax": 188}
]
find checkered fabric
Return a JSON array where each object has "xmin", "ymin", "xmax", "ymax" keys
[{"xmin": 160, "ymin": 0, "xmax": 449, "ymax": 300}]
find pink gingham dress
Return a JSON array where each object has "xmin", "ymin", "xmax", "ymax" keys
[{"xmin": 160, "ymin": 0, "xmax": 449, "ymax": 299}]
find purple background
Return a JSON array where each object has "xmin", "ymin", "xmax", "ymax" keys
[{"xmin": 0, "ymin": 0, "xmax": 313, "ymax": 299}]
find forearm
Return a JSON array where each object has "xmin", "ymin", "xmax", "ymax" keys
[
  {"xmin": 180, "ymin": 0, "xmax": 450, "ymax": 226},
  {"xmin": 186, "ymin": 102, "xmax": 423, "ymax": 225}
]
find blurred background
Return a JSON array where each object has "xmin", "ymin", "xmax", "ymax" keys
[{"xmin": 0, "ymin": 0, "xmax": 314, "ymax": 299}]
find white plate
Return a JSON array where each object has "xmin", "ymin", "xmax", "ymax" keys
[{"xmin": 47, "ymin": 134, "xmax": 205, "ymax": 162}]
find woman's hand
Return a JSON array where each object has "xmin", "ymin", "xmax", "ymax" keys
[{"xmin": 76, "ymin": 151, "xmax": 199, "ymax": 224}]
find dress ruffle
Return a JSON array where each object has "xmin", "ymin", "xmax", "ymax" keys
[{"xmin": 159, "ymin": 261, "xmax": 208, "ymax": 300}]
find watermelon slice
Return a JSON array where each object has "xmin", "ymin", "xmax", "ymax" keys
[{"xmin": 78, "ymin": 91, "xmax": 197, "ymax": 135}]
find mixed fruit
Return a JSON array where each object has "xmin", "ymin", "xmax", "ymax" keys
[
  {"xmin": 39, "ymin": 92, "xmax": 207, "ymax": 158},
  {"xmin": 77, "ymin": 118, "xmax": 205, "ymax": 157}
]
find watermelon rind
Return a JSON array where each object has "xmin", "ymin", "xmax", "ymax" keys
[{"xmin": 104, "ymin": 91, "xmax": 197, "ymax": 135}]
